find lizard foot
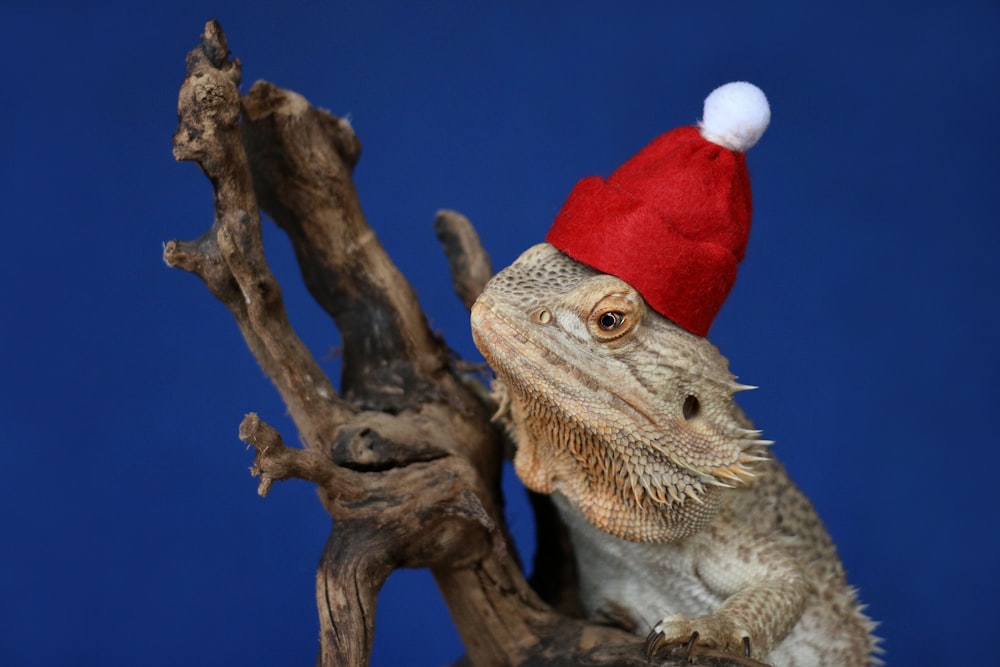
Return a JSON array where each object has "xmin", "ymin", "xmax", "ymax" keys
[{"xmin": 645, "ymin": 614, "xmax": 765, "ymax": 664}]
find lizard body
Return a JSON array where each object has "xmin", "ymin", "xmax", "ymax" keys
[{"xmin": 471, "ymin": 242, "xmax": 879, "ymax": 665}]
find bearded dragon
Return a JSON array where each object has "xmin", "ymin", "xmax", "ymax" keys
[{"xmin": 470, "ymin": 242, "xmax": 879, "ymax": 665}]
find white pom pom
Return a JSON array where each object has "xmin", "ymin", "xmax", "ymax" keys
[{"xmin": 699, "ymin": 82, "xmax": 770, "ymax": 152}]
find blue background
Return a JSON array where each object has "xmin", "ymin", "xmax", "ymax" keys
[{"xmin": 2, "ymin": 1, "xmax": 998, "ymax": 665}]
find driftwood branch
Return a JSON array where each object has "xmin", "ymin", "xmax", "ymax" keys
[
  {"xmin": 435, "ymin": 210, "xmax": 494, "ymax": 310},
  {"xmin": 165, "ymin": 19, "xmax": 767, "ymax": 667}
]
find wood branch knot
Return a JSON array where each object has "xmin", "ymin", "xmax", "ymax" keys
[{"xmin": 174, "ymin": 19, "xmax": 243, "ymax": 166}]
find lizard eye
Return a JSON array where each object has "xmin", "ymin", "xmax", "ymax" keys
[
  {"xmin": 587, "ymin": 289, "xmax": 641, "ymax": 342},
  {"xmin": 598, "ymin": 311, "xmax": 625, "ymax": 331}
]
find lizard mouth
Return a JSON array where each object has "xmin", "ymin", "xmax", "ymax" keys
[
  {"xmin": 472, "ymin": 296, "xmax": 597, "ymax": 404},
  {"xmin": 470, "ymin": 296, "xmax": 551, "ymax": 382},
  {"xmin": 469, "ymin": 298, "xmax": 500, "ymax": 365}
]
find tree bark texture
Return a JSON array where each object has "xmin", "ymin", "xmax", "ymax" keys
[{"xmin": 164, "ymin": 20, "xmax": 771, "ymax": 667}]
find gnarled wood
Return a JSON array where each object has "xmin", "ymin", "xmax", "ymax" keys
[{"xmin": 166, "ymin": 19, "xmax": 769, "ymax": 667}]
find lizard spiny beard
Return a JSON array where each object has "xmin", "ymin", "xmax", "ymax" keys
[{"xmin": 507, "ymin": 376, "xmax": 725, "ymax": 543}]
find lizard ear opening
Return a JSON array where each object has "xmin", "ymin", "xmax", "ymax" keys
[{"xmin": 682, "ymin": 395, "xmax": 701, "ymax": 421}]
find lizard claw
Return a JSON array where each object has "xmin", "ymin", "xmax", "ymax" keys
[
  {"xmin": 646, "ymin": 627, "xmax": 769, "ymax": 666},
  {"xmin": 644, "ymin": 628, "xmax": 700, "ymax": 661},
  {"xmin": 644, "ymin": 627, "xmax": 667, "ymax": 658},
  {"xmin": 645, "ymin": 614, "xmax": 765, "ymax": 664},
  {"xmin": 685, "ymin": 631, "xmax": 702, "ymax": 660}
]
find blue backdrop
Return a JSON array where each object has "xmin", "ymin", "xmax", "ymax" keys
[{"xmin": 2, "ymin": 1, "xmax": 998, "ymax": 665}]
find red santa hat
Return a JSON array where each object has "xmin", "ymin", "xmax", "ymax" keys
[{"xmin": 546, "ymin": 82, "xmax": 770, "ymax": 337}]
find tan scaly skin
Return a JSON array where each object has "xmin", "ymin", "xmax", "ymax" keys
[{"xmin": 471, "ymin": 243, "xmax": 880, "ymax": 666}]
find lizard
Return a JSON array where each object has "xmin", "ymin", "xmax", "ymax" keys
[
  {"xmin": 468, "ymin": 81, "xmax": 881, "ymax": 665},
  {"xmin": 470, "ymin": 243, "xmax": 880, "ymax": 665}
]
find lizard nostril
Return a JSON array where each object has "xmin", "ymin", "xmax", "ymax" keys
[
  {"xmin": 532, "ymin": 308, "xmax": 553, "ymax": 325},
  {"xmin": 682, "ymin": 395, "xmax": 700, "ymax": 421}
]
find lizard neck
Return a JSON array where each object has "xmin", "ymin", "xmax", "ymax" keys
[{"xmin": 508, "ymin": 386, "xmax": 726, "ymax": 543}]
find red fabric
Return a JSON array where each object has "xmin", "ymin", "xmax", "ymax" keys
[{"xmin": 546, "ymin": 126, "xmax": 752, "ymax": 337}]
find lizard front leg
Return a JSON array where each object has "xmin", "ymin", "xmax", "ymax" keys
[{"xmin": 646, "ymin": 524, "xmax": 808, "ymax": 660}]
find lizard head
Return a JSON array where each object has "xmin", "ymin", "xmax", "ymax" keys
[{"xmin": 471, "ymin": 243, "xmax": 771, "ymax": 543}]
